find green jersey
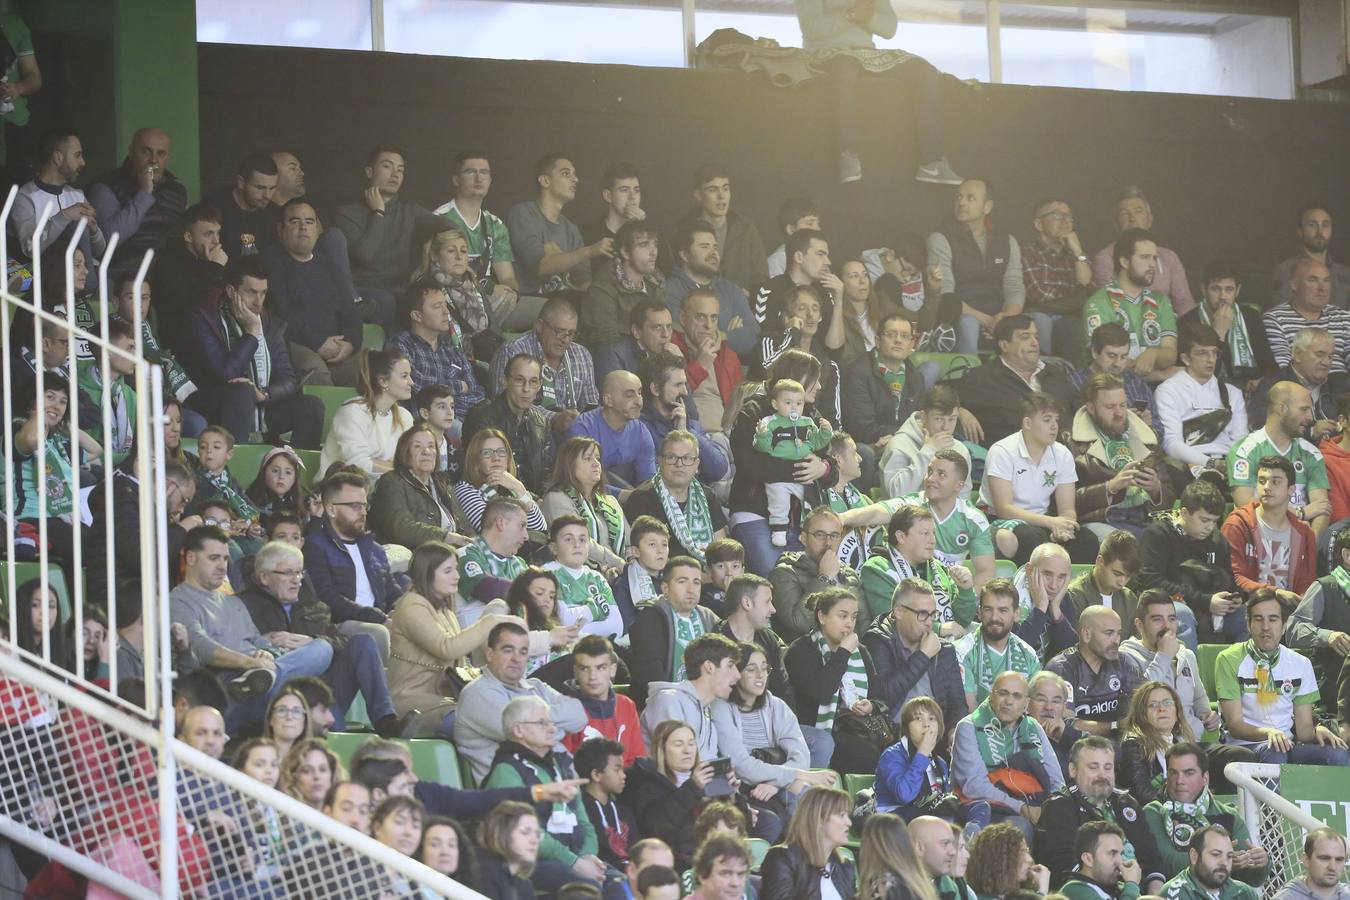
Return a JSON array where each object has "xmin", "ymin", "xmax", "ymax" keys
[
  {"xmin": 543, "ymin": 562, "xmax": 623, "ymax": 639},
  {"xmin": 433, "ymin": 199, "xmax": 514, "ymax": 294},
  {"xmin": 955, "ymin": 626, "xmax": 1041, "ymax": 704},
  {"xmin": 1061, "ymin": 878, "xmax": 1141, "ymax": 900},
  {"xmin": 459, "ymin": 538, "xmax": 525, "ymax": 602},
  {"xmin": 1226, "ymin": 426, "xmax": 1328, "ymax": 509},
  {"xmin": 1162, "ymin": 869, "xmax": 1258, "ymax": 900},
  {"xmin": 1082, "ymin": 282, "xmax": 1177, "ymax": 359},
  {"xmin": 901, "ymin": 491, "xmax": 994, "ymax": 566}
]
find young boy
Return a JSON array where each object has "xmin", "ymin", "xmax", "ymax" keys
[
  {"xmin": 190, "ymin": 425, "xmax": 264, "ymax": 551},
  {"xmin": 415, "ymin": 383, "xmax": 460, "ymax": 478},
  {"xmin": 612, "ymin": 516, "xmax": 671, "ymax": 631},
  {"xmin": 753, "ymin": 379, "xmax": 833, "ymax": 546},
  {"xmin": 563, "ymin": 635, "xmax": 645, "ymax": 765},
  {"xmin": 544, "ymin": 514, "xmax": 623, "ymax": 639},
  {"xmin": 573, "ymin": 736, "xmax": 637, "ymax": 870},
  {"xmin": 701, "ymin": 539, "xmax": 745, "ymax": 619},
  {"xmin": 263, "ymin": 511, "xmax": 305, "ymax": 548},
  {"xmin": 112, "ymin": 272, "xmax": 198, "ymax": 406}
]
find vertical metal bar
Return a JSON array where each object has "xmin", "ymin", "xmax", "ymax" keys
[
  {"xmin": 370, "ymin": 0, "xmax": 386, "ymax": 51},
  {"xmin": 986, "ymin": 0, "xmax": 1003, "ymax": 83},
  {"xmin": 682, "ymin": 0, "xmax": 696, "ymax": 67},
  {"xmin": 99, "ymin": 232, "xmax": 122, "ymax": 691},
  {"xmin": 62, "ymin": 221, "xmax": 88, "ymax": 679},
  {"xmin": 0, "ymin": 184, "xmax": 19, "ymax": 648},
  {"xmin": 30, "ymin": 206, "xmax": 57, "ymax": 665},
  {"xmin": 145, "ymin": 352, "xmax": 165, "ymax": 718}
]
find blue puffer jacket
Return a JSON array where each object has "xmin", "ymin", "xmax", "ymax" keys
[
  {"xmin": 301, "ymin": 517, "xmax": 407, "ymax": 623},
  {"xmin": 875, "ymin": 736, "xmax": 952, "ymax": 816}
]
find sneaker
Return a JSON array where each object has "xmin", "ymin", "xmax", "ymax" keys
[
  {"xmin": 227, "ymin": 667, "xmax": 275, "ymax": 701},
  {"xmin": 838, "ymin": 150, "xmax": 862, "ymax": 184},
  {"xmin": 915, "ymin": 157, "xmax": 962, "ymax": 185},
  {"xmin": 770, "ymin": 530, "xmax": 788, "ymax": 548},
  {"xmin": 374, "ymin": 710, "xmax": 421, "ymax": 739}
]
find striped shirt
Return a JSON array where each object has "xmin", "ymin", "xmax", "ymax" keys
[
  {"xmin": 487, "ymin": 331, "xmax": 599, "ymax": 410},
  {"xmin": 1262, "ymin": 303, "xmax": 1350, "ymax": 373}
]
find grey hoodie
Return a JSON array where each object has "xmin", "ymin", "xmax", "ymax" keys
[
  {"xmin": 712, "ymin": 691, "xmax": 810, "ymax": 788},
  {"xmin": 1273, "ymin": 881, "xmax": 1350, "ymax": 900},
  {"xmin": 879, "ymin": 411, "xmax": 973, "ymax": 501},
  {"xmin": 642, "ymin": 679, "xmax": 720, "ymax": 760}
]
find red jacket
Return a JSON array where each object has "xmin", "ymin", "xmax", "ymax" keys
[
  {"xmin": 1321, "ymin": 437, "xmax": 1350, "ymax": 523},
  {"xmin": 673, "ymin": 331, "xmax": 743, "ymax": 406},
  {"xmin": 1220, "ymin": 500, "xmax": 1317, "ymax": 595},
  {"xmin": 561, "ymin": 689, "xmax": 646, "ymax": 767}
]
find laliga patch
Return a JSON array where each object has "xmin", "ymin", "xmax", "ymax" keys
[
  {"xmin": 464, "ymin": 561, "xmax": 483, "ymax": 577},
  {"xmin": 1232, "ymin": 458, "xmax": 1250, "ymax": 481}
]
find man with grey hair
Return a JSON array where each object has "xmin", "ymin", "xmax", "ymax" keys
[
  {"xmin": 1013, "ymin": 542, "xmax": 1078, "ymax": 654},
  {"xmin": 1026, "ymin": 669, "xmax": 1085, "ymax": 774},
  {"xmin": 1264, "ymin": 259, "xmax": 1350, "ymax": 374},
  {"xmin": 1250, "ymin": 326, "xmax": 1348, "ymax": 439},
  {"xmin": 238, "ymin": 540, "xmax": 408, "ymax": 737},
  {"xmin": 1090, "ymin": 185, "xmax": 1194, "ymax": 316},
  {"xmin": 863, "ymin": 576, "xmax": 967, "ymax": 733},
  {"xmin": 484, "ymin": 694, "xmax": 621, "ymax": 896}
]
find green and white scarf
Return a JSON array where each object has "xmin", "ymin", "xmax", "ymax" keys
[
  {"xmin": 519, "ymin": 753, "xmax": 577, "ymax": 834},
  {"xmin": 204, "ymin": 467, "xmax": 260, "ymax": 522},
  {"xmin": 653, "ymin": 474, "xmax": 714, "ymax": 563},
  {"xmin": 961, "ymin": 627, "xmax": 1041, "ymax": 702},
  {"xmin": 1095, "ymin": 424, "xmax": 1149, "ymax": 508},
  {"xmin": 567, "ymin": 486, "xmax": 625, "ymax": 557},
  {"xmin": 969, "ymin": 701, "xmax": 1045, "ymax": 769},
  {"xmin": 1198, "ymin": 302, "xmax": 1256, "ymax": 371},
  {"xmin": 1246, "ymin": 640, "xmax": 1281, "ymax": 707},
  {"xmin": 111, "ymin": 312, "xmax": 195, "ymax": 401},
  {"xmin": 822, "ymin": 483, "xmax": 867, "ymax": 568},
  {"xmin": 814, "ymin": 632, "xmax": 870, "ymax": 730},
  {"xmin": 887, "ymin": 547, "xmax": 959, "ymax": 624},
  {"xmin": 1159, "ymin": 787, "xmax": 1215, "ymax": 850},
  {"xmin": 1332, "ymin": 565, "xmax": 1350, "ymax": 601},
  {"xmin": 672, "ymin": 608, "xmax": 706, "ymax": 680},
  {"xmin": 220, "ymin": 308, "xmax": 272, "ymax": 434}
]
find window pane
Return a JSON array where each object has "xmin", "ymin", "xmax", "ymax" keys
[
  {"xmin": 999, "ymin": 5, "xmax": 1293, "ymax": 99},
  {"xmin": 385, "ymin": 0, "xmax": 684, "ymax": 66},
  {"xmin": 196, "ymin": 0, "xmax": 372, "ymax": 50}
]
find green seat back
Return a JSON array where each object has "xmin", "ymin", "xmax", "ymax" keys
[
  {"xmin": 405, "ymin": 738, "xmax": 463, "ymax": 789},
  {"xmin": 363, "ymin": 323, "xmax": 386, "ymax": 351},
  {"xmin": 295, "ymin": 449, "xmax": 322, "ymax": 489},
  {"xmin": 747, "ymin": 837, "xmax": 771, "ymax": 873},
  {"xmin": 1070, "ymin": 564, "xmax": 1093, "ymax": 580},
  {"xmin": 0, "ymin": 562, "xmax": 72, "ymax": 629},
  {"xmin": 995, "ymin": 559, "xmax": 1018, "ymax": 580},
  {"xmin": 303, "ymin": 385, "xmax": 359, "ymax": 439},
  {"xmin": 227, "ymin": 443, "xmax": 275, "ymax": 491},
  {"xmin": 911, "ymin": 352, "xmax": 983, "ymax": 382},
  {"xmin": 325, "ymin": 731, "xmax": 374, "ymax": 772},
  {"xmin": 1196, "ymin": 644, "xmax": 1225, "ymax": 700},
  {"xmin": 844, "ymin": 773, "xmax": 875, "ymax": 797}
]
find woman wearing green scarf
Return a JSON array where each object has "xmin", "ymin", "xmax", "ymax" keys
[
  {"xmin": 541, "ymin": 436, "xmax": 627, "ymax": 573},
  {"xmin": 783, "ymin": 587, "xmax": 886, "ymax": 774}
]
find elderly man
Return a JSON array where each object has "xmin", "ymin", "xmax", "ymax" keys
[
  {"xmin": 1034, "ymin": 735, "xmax": 1166, "ymax": 892},
  {"xmin": 955, "ymin": 579, "xmax": 1041, "ymax": 711},
  {"xmin": 456, "ymin": 622, "xmax": 588, "ymax": 784},
  {"xmin": 768, "ymin": 506, "xmax": 864, "ymax": 644},
  {"xmin": 567, "ymin": 370, "xmax": 656, "ymax": 500},
  {"xmin": 461, "ymin": 353, "xmax": 556, "ymax": 493},
  {"xmin": 489, "ymin": 296, "xmax": 598, "ymax": 421},
  {"xmin": 1012, "ymin": 542, "xmax": 1078, "ymax": 653},
  {"xmin": 1250, "ymin": 328, "xmax": 1348, "ymax": 441},
  {"xmin": 951, "ymin": 670, "xmax": 1065, "ymax": 840},
  {"xmin": 864, "ymin": 577, "xmax": 967, "ymax": 730},
  {"xmin": 1022, "ymin": 197, "xmax": 1094, "ymax": 357},
  {"xmin": 1227, "ymin": 381, "xmax": 1331, "ymax": 533},
  {"xmin": 1046, "ymin": 607, "xmax": 1143, "ymax": 737},
  {"xmin": 1090, "ymin": 185, "xmax": 1194, "ymax": 315},
  {"xmin": 623, "ymin": 429, "xmax": 727, "ymax": 563},
  {"xmin": 1028, "ymin": 670, "xmax": 1085, "ymax": 775},
  {"xmin": 88, "ymin": 125, "xmax": 189, "ymax": 268},
  {"xmin": 1271, "ymin": 206, "xmax": 1350, "ymax": 309},
  {"xmin": 1265, "ymin": 259, "xmax": 1350, "ymax": 374},
  {"xmin": 239, "ymin": 539, "xmax": 407, "ymax": 737},
  {"xmin": 484, "ymin": 695, "xmax": 620, "ymax": 897}
]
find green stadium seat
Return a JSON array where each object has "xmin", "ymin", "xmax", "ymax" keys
[
  {"xmin": 227, "ymin": 443, "xmax": 275, "ymax": 490},
  {"xmin": 344, "ymin": 691, "xmax": 372, "ymax": 729},
  {"xmin": 1070, "ymin": 564, "xmax": 1093, "ymax": 580},
  {"xmin": 326, "ymin": 731, "xmax": 374, "ymax": 772},
  {"xmin": 0, "ymin": 562, "xmax": 72, "ymax": 627},
  {"xmin": 844, "ymin": 773, "xmax": 875, "ymax": 798},
  {"xmin": 747, "ymin": 837, "xmax": 771, "ymax": 873},
  {"xmin": 995, "ymin": 560, "xmax": 1018, "ymax": 579},
  {"xmin": 180, "ymin": 436, "xmax": 198, "ymax": 455},
  {"xmin": 296, "ymin": 449, "xmax": 322, "ymax": 489},
  {"xmin": 614, "ymin": 684, "xmax": 630, "ymax": 696},
  {"xmin": 363, "ymin": 323, "xmax": 386, "ymax": 351},
  {"xmin": 1196, "ymin": 644, "xmax": 1225, "ymax": 701},
  {"xmin": 303, "ymin": 385, "xmax": 358, "ymax": 438},
  {"xmin": 405, "ymin": 738, "xmax": 463, "ymax": 789},
  {"xmin": 912, "ymin": 352, "xmax": 983, "ymax": 382}
]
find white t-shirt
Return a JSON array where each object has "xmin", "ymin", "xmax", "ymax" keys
[
  {"xmin": 342, "ymin": 540, "xmax": 376, "ymax": 607},
  {"xmin": 978, "ymin": 431, "xmax": 1078, "ymax": 516}
]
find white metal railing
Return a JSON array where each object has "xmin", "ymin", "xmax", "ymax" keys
[{"xmin": 0, "ymin": 190, "xmax": 485, "ymax": 898}]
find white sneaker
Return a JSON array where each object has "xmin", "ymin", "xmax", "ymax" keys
[
  {"xmin": 838, "ymin": 150, "xmax": 862, "ymax": 184},
  {"xmin": 916, "ymin": 157, "xmax": 962, "ymax": 185},
  {"xmin": 770, "ymin": 530, "xmax": 788, "ymax": 548}
]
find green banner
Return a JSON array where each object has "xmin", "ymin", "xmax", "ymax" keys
[{"xmin": 1279, "ymin": 765, "xmax": 1350, "ymax": 834}]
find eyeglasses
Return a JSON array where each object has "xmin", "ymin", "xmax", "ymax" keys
[
  {"xmin": 269, "ymin": 569, "xmax": 304, "ymax": 581},
  {"xmin": 900, "ymin": 605, "xmax": 936, "ymax": 622},
  {"xmin": 542, "ymin": 321, "xmax": 577, "ymax": 340},
  {"xmin": 480, "ymin": 447, "xmax": 510, "ymax": 459},
  {"xmin": 330, "ymin": 501, "xmax": 369, "ymax": 510},
  {"xmin": 272, "ymin": 707, "xmax": 306, "ymax": 720},
  {"xmin": 1147, "ymin": 699, "xmax": 1176, "ymax": 710},
  {"xmin": 662, "ymin": 454, "xmax": 699, "ymax": 467},
  {"xmin": 806, "ymin": 530, "xmax": 843, "ymax": 542}
]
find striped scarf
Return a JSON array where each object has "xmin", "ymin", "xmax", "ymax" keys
[
  {"xmin": 653, "ymin": 475, "xmax": 713, "ymax": 563},
  {"xmin": 1198, "ymin": 302, "xmax": 1255, "ymax": 370},
  {"xmin": 814, "ymin": 632, "xmax": 869, "ymax": 730},
  {"xmin": 567, "ymin": 486, "xmax": 625, "ymax": 557}
]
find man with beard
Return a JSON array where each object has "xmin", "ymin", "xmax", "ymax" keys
[
  {"xmin": 1069, "ymin": 322, "xmax": 1162, "ymax": 438},
  {"xmin": 1227, "ymin": 382, "xmax": 1330, "ymax": 534},
  {"xmin": 1265, "ymin": 260, "xmax": 1350, "ymax": 372},
  {"xmin": 1249, "ymin": 328, "xmax": 1347, "ymax": 441},
  {"xmin": 584, "ymin": 220, "xmax": 665, "ymax": 348},
  {"xmin": 665, "ymin": 221, "xmax": 759, "ymax": 356},
  {"xmin": 1046, "ymin": 607, "xmax": 1142, "ymax": 737},
  {"xmin": 1273, "ymin": 828, "xmax": 1350, "ymax": 900},
  {"xmin": 1034, "ymin": 736, "xmax": 1165, "ymax": 892},
  {"xmin": 1090, "ymin": 186, "xmax": 1194, "ymax": 316},
  {"xmin": 1067, "ymin": 373, "xmax": 1172, "ymax": 536},
  {"xmin": 1082, "ymin": 229, "xmax": 1177, "ymax": 383},
  {"xmin": 1161, "ymin": 826, "xmax": 1259, "ymax": 900},
  {"xmin": 1270, "ymin": 206, "xmax": 1350, "ymax": 309},
  {"xmin": 637, "ymin": 352, "xmax": 729, "ymax": 485},
  {"xmin": 1059, "ymin": 822, "xmax": 1142, "ymax": 900},
  {"xmin": 954, "ymin": 579, "xmax": 1040, "ymax": 711}
]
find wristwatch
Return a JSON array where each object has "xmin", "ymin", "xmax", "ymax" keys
[{"xmin": 1075, "ymin": 255, "xmax": 1089, "ymax": 263}]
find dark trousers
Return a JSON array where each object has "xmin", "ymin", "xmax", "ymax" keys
[
  {"xmin": 190, "ymin": 384, "xmax": 325, "ymax": 450},
  {"xmin": 1010, "ymin": 522, "xmax": 1100, "ymax": 566},
  {"xmin": 326, "ymin": 632, "xmax": 396, "ymax": 728},
  {"xmin": 830, "ymin": 53, "xmax": 944, "ymax": 163}
]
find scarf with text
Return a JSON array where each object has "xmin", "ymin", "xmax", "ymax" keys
[
  {"xmin": 567, "ymin": 486, "xmax": 626, "ymax": 557},
  {"xmin": 653, "ymin": 474, "xmax": 713, "ymax": 563},
  {"xmin": 969, "ymin": 702, "xmax": 1045, "ymax": 770}
]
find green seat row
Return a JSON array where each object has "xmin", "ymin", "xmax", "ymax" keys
[{"xmin": 325, "ymin": 731, "xmax": 464, "ymax": 789}]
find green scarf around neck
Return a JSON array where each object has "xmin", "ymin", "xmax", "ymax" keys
[{"xmin": 969, "ymin": 701, "xmax": 1045, "ymax": 769}]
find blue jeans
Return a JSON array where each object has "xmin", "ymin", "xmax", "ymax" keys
[
  {"xmin": 801, "ymin": 725, "xmax": 837, "ymax": 769},
  {"xmin": 1026, "ymin": 312, "xmax": 1058, "ymax": 357},
  {"xmin": 955, "ymin": 314, "xmax": 984, "ymax": 354},
  {"xmin": 732, "ymin": 518, "xmax": 803, "ymax": 577},
  {"xmin": 1249, "ymin": 742, "xmax": 1350, "ymax": 767},
  {"xmin": 325, "ymin": 632, "xmax": 395, "ymax": 729},
  {"xmin": 1174, "ymin": 602, "xmax": 1199, "ymax": 652},
  {"xmin": 226, "ymin": 640, "xmax": 334, "ymax": 732}
]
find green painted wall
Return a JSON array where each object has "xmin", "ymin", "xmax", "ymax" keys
[{"xmin": 21, "ymin": 0, "xmax": 198, "ymax": 195}]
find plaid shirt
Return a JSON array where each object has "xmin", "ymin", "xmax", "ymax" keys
[
  {"xmin": 389, "ymin": 329, "xmax": 486, "ymax": 416},
  {"xmin": 1022, "ymin": 238, "xmax": 1082, "ymax": 309},
  {"xmin": 1069, "ymin": 364, "xmax": 1164, "ymax": 443},
  {"xmin": 488, "ymin": 331, "xmax": 599, "ymax": 410}
]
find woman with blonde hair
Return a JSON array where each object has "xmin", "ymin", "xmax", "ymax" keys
[
  {"xmin": 413, "ymin": 227, "xmax": 505, "ymax": 356},
  {"xmin": 319, "ymin": 348, "xmax": 414, "ymax": 475},
  {"xmin": 760, "ymin": 785, "xmax": 857, "ymax": 900},
  {"xmin": 541, "ymin": 435, "xmax": 627, "ymax": 571},
  {"xmin": 857, "ymin": 812, "xmax": 940, "ymax": 900},
  {"xmin": 278, "ymin": 738, "xmax": 342, "ymax": 809},
  {"xmin": 451, "ymin": 426, "xmax": 547, "ymax": 536},
  {"xmin": 965, "ymin": 822, "xmax": 1048, "ymax": 900},
  {"xmin": 387, "ymin": 541, "xmax": 523, "ymax": 735}
]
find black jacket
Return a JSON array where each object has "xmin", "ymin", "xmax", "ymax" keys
[
  {"xmin": 237, "ymin": 582, "xmax": 344, "ymax": 651},
  {"xmin": 1033, "ymin": 786, "xmax": 1166, "ymax": 889},
  {"xmin": 625, "ymin": 757, "xmax": 708, "ymax": 868},
  {"xmin": 760, "ymin": 844, "xmax": 858, "ymax": 900},
  {"xmin": 860, "ymin": 616, "xmax": 966, "ymax": 736},
  {"xmin": 729, "ymin": 392, "xmax": 837, "ymax": 521},
  {"xmin": 473, "ymin": 848, "xmax": 533, "ymax": 900},
  {"xmin": 959, "ymin": 356, "xmax": 1076, "ymax": 446},
  {"xmin": 150, "ymin": 243, "xmax": 226, "ymax": 354},
  {"xmin": 184, "ymin": 292, "xmax": 301, "ymax": 404},
  {"xmin": 783, "ymin": 634, "xmax": 884, "ymax": 728},
  {"xmin": 1116, "ymin": 734, "xmax": 1166, "ymax": 806},
  {"xmin": 1133, "ymin": 518, "xmax": 1235, "ymax": 617},
  {"xmin": 840, "ymin": 352, "xmax": 926, "ymax": 445}
]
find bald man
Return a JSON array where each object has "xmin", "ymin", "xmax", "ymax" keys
[
  {"xmin": 951, "ymin": 670, "xmax": 1065, "ymax": 841},
  {"xmin": 911, "ymin": 816, "xmax": 959, "ymax": 881},
  {"xmin": 1046, "ymin": 606, "xmax": 1143, "ymax": 737},
  {"xmin": 1265, "ymin": 259, "xmax": 1350, "ymax": 375},
  {"xmin": 270, "ymin": 151, "xmax": 306, "ymax": 205},
  {"xmin": 89, "ymin": 126, "xmax": 189, "ymax": 267},
  {"xmin": 1227, "ymin": 380, "xmax": 1331, "ymax": 534},
  {"xmin": 567, "ymin": 369, "xmax": 656, "ymax": 501},
  {"xmin": 179, "ymin": 705, "xmax": 227, "ymax": 759}
]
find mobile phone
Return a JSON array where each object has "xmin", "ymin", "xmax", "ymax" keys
[{"xmin": 705, "ymin": 757, "xmax": 735, "ymax": 797}]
